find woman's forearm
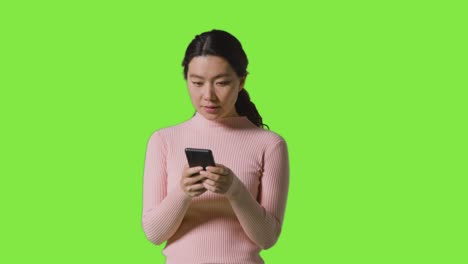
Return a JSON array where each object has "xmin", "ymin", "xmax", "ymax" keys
[
  {"xmin": 142, "ymin": 131, "xmax": 193, "ymax": 245},
  {"xmin": 142, "ymin": 187, "xmax": 192, "ymax": 245},
  {"xmin": 225, "ymin": 139, "xmax": 289, "ymax": 249},
  {"xmin": 226, "ymin": 177, "xmax": 282, "ymax": 249}
]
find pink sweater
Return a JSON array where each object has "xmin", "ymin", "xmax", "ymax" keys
[{"xmin": 142, "ymin": 112, "xmax": 289, "ymax": 264}]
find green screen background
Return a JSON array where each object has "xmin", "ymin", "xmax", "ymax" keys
[{"xmin": 1, "ymin": 1, "xmax": 466, "ymax": 263}]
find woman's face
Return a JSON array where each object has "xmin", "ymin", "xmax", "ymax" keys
[{"xmin": 187, "ymin": 55, "xmax": 245, "ymax": 120}]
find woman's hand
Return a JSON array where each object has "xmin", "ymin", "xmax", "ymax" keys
[
  {"xmin": 180, "ymin": 165, "xmax": 207, "ymax": 198},
  {"xmin": 200, "ymin": 163, "xmax": 234, "ymax": 194}
]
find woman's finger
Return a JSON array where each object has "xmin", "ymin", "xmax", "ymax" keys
[
  {"xmin": 180, "ymin": 165, "xmax": 207, "ymax": 197},
  {"xmin": 200, "ymin": 170, "xmax": 224, "ymax": 182},
  {"xmin": 184, "ymin": 166, "xmax": 203, "ymax": 177},
  {"xmin": 183, "ymin": 174, "xmax": 206, "ymax": 186},
  {"xmin": 187, "ymin": 182, "xmax": 206, "ymax": 192},
  {"xmin": 202, "ymin": 181, "xmax": 220, "ymax": 193},
  {"xmin": 203, "ymin": 179, "xmax": 216, "ymax": 186},
  {"xmin": 206, "ymin": 164, "xmax": 229, "ymax": 175}
]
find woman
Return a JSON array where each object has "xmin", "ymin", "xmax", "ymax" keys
[{"xmin": 142, "ymin": 29, "xmax": 289, "ymax": 264}]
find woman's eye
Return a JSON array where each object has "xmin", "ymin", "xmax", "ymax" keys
[{"xmin": 216, "ymin": 81, "xmax": 230, "ymax": 86}]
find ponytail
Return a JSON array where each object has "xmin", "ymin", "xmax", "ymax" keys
[{"xmin": 235, "ymin": 89, "xmax": 269, "ymax": 129}]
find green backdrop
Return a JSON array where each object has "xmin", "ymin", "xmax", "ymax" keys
[{"xmin": 1, "ymin": 0, "xmax": 466, "ymax": 263}]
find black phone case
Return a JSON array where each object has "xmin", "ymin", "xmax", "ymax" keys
[{"xmin": 185, "ymin": 148, "xmax": 216, "ymax": 170}]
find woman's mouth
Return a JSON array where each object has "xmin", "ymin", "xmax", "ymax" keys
[{"xmin": 204, "ymin": 106, "xmax": 220, "ymax": 113}]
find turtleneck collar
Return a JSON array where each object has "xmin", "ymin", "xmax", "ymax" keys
[{"xmin": 190, "ymin": 112, "xmax": 254, "ymax": 129}]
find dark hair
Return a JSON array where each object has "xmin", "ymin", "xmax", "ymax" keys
[{"xmin": 182, "ymin": 29, "xmax": 268, "ymax": 129}]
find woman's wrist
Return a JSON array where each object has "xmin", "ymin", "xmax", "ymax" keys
[
  {"xmin": 172, "ymin": 185, "xmax": 194, "ymax": 202},
  {"xmin": 225, "ymin": 175, "xmax": 241, "ymax": 200}
]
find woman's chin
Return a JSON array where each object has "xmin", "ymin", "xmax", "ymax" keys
[
  {"xmin": 200, "ymin": 112, "xmax": 222, "ymax": 120},
  {"xmin": 198, "ymin": 107, "xmax": 238, "ymax": 120}
]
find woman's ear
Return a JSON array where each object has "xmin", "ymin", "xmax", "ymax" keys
[{"xmin": 239, "ymin": 76, "xmax": 246, "ymax": 91}]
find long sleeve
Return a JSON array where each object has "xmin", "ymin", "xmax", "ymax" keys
[
  {"xmin": 142, "ymin": 113, "xmax": 290, "ymax": 263},
  {"xmin": 225, "ymin": 139, "xmax": 289, "ymax": 249},
  {"xmin": 141, "ymin": 131, "xmax": 192, "ymax": 245}
]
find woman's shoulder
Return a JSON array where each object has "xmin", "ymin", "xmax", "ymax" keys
[
  {"xmin": 249, "ymin": 126, "xmax": 287, "ymax": 145},
  {"xmin": 147, "ymin": 118, "xmax": 193, "ymax": 139}
]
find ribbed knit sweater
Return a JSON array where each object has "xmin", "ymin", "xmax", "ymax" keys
[{"xmin": 142, "ymin": 112, "xmax": 289, "ymax": 264}]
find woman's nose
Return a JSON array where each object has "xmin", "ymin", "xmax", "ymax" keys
[{"xmin": 202, "ymin": 84, "xmax": 217, "ymax": 100}]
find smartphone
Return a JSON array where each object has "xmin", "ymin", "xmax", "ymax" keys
[{"xmin": 185, "ymin": 148, "xmax": 216, "ymax": 170}]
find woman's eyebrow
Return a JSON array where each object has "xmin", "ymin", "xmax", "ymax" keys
[
  {"xmin": 212, "ymin": 74, "xmax": 230, "ymax": 79},
  {"xmin": 188, "ymin": 73, "xmax": 230, "ymax": 79},
  {"xmin": 188, "ymin": 74, "xmax": 203, "ymax": 79}
]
